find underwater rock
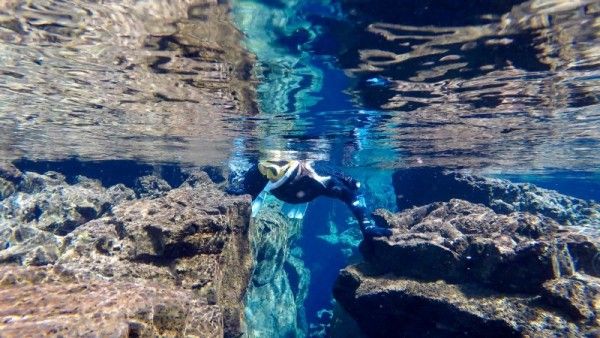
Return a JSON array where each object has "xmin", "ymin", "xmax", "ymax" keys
[
  {"xmin": 134, "ymin": 175, "xmax": 172, "ymax": 198},
  {"xmin": 0, "ymin": 265, "xmax": 222, "ymax": 337},
  {"xmin": 57, "ymin": 181, "xmax": 253, "ymax": 337},
  {"xmin": 334, "ymin": 199, "xmax": 600, "ymax": 337},
  {"xmin": 366, "ymin": 199, "xmax": 598, "ymax": 293},
  {"xmin": 106, "ymin": 183, "xmax": 137, "ymax": 205},
  {"xmin": 334, "ymin": 265, "xmax": 596, "ymax": 338},
  {"xmin": 0, "ymin": 162, "xmax": 22, "ymax": 184},
  {"xmin": 245, "ymin": 196, "xmax": 309, "ymax": 338},
  {"xmin": 0, "ymin": 171, "xmax": 133, "ymax": 238},
  {"xmin": 185, "ymin": 166, "xmax": 226, "ymax": 185},
  {"xmin": 0, "ymin": 178, "xmax": 15, "ymax": 200},
  {"xmin": 542, "ymin": 275, "xmax": 600, "ymax": 321},
  {"xmin": 180, "ymin": 169, "xmax": 217, "ymax": 188},
  {"xmin": 0, "ymin": 163, "xmax": 22, "ymax": 199},
  {"xmin": 0, "ymin": 224, "xmax": 61, "ymax": 266},
  {"xmin": 0, "ymin": 171, "xmax": 136, "ymax": 266},
  {"xmin": 0, "ymin": 170, "xmax": 254, "ymax": 337},
  {"xmin": 392, "ymin": 167, "xmax": 600, "ymax": 227}
]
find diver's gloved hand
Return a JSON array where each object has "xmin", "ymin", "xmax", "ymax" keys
[
  {"xmin": 363, "ymin": 225, "xmax": 393, "ymax": 237},
  {"xmin": 361, "ymin": 219, "xmax": 392, "ymax": 237}
]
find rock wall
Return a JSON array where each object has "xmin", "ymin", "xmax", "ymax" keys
[
  {"xmin": 393, "ymin": 167, "xmax": 599, "ymax": 227},
  {"xmin": 245, "ymin": 195, "xmax": 310, "ymax": 337},
  {"xmin": 334, "ymin": 199, "xmax": 600, "ymax": 337},
  {"xmin": 0, "ymin": 164, "xmax": 253, "ymax": 337}
]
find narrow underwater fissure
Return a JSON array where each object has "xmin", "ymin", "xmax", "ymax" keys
[{"xmin": 230, "ymin": 1, "xmax": 401, "ymax": 336}]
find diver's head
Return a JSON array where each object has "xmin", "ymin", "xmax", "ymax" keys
[{"xmin": 258, "ymin": 160, "xmax": 298, "ymax": 182}]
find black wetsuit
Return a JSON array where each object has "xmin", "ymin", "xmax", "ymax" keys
[{"xmin": 230, "ymin": 162, "xmax": 391, "ymax": 237}]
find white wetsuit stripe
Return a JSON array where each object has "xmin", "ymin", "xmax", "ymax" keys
[{"xmin": 304, "ymin": 161, "xmax": 330, "ymax": 188}]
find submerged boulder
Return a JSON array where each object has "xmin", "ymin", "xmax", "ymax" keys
[
  {"xmin": 392, "ymin": 167, "xmax": 599, "ymax": 227},
  {"xmin": 366, "ymin": 199, "xmax": 597, "ymax": 292},
  {"xmin": 334, "ymin": 199, "xmax": 600, "ymax": 337},
  {"xmin": 0, "ymin": 163, "xmax": 22, "ymax": 199},
  {"xmin": 0, "ymin": 169, "xmax": 253, "ymax": 337},
  {"xmin": 335, "ymin": 265, "xmax": 593, "ymax": 338},
  {"xmin": 0, "ymin": 171, "xmax": 136, "ymax": 266},
  {"xmin": 134, "ymin": 175, "xmax": 172, "ymax": 198},
  {"xmin": 0, "ymin": 172, "xmax": 135, "ymax": 236}
]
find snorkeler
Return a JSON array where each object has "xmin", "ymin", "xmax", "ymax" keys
[{"xmin": 232, "ymin": 159, "xmax": 392, "ymax": 238}]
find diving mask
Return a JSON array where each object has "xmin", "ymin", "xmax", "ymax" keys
[{"xmin": 258, "ymin": 160, "xmax": 298, "ymax": 182}]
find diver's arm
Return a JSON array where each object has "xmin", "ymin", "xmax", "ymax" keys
[
  {"xmin": 347, "ymin": 196, "xmax": 392, "ymax": 237},
  {"xmin": 322, "ymin": 174, "xmax": 392, "ymax": 237},
  {"xmin": 227, "ymin": 164, "xmax": 269, "ymax": 198}
]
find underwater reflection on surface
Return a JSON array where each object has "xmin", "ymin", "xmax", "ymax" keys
[
  {"xmin": 0, "ymin": 0, "xmax": 255, "ymax": 165},
  {"xmin": 0, "ymin": 0, "xmax": 598, "ymax": 172},
  {"xmin": 235, "ymin": 0, "xmax": 600, "ymax": 171},
  {"xmin": 337, "ymin": 0, "xmax": 600, "ymax": 170}
]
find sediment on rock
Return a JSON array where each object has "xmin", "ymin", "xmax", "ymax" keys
[
  {"xmin": 0, "ymin": 265, "xmax": 224, "ymax": 337},
  {"xmin": 334, "ymin": 199, "xmax": 600, "ymax": 338},
  {"xmin": 0, "ymin": 166, "xmax": 253, "ymax": 337}
]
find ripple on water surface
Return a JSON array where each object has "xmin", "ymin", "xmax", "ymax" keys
[
  {"xmin": 0, "ymin": 0, "xmax": 256, "ymax": 165},
  {"xmin": 233, "ymin": 0, "xmax": 600, "ymax": 171},
  {"xmin": 339, "ymin": 0, "xmax": 600, "ymax": 170},
  {"xmin": 0, "ymin": 0, "xmax": 599, "ymax": 171}
]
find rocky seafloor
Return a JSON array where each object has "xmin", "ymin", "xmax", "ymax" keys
[
  {"xmin": 0, "ymin": 164, "xmax": 598, "ymax": 337},
  {"xmin": 332, "ymin": 168, "xmax": 600, "ymax": 338}
]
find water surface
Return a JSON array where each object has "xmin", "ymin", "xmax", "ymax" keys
[
  {"xmin": 233, "ymin": 0, "xmax": 600, "ymax": 171},
  {"xmin": 0, "ymin": 0, "xmax": 255, "ymax": 165}
]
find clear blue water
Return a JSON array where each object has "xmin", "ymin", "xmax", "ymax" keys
[
  {"xmin": 0, "ymin": 0, "xmax": 599, "ymax": 337},
  {"xmin": 230, "ymin": 0, "xmax": 600, "ymax": 335}
]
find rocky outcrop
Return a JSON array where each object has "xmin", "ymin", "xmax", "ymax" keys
[
  {"xmin": 334, "ymin": 199, "xmax": 600, "ymax": 337},
  {"xmin": 245, "ymin": 195, "xmax": 309, "ymax": 337},
  {"xmin": 393, "ymin": 167, "xmax": 599, "ymax": 227},
  {"xmin": 0, "ymin": 167, "xmax": 253, "ymax": 337},
  {"xmin": 4, "ymin": 172, "xmax": 134, "ymax": 236},
  {"xmin": 134, "ymin": 175, "xmax": 172, "ymax": 198},
  {"xmin": 0, "ymin": 265, "xmax": 223, "ymax": 337},
  {"xmin": 0, "ymin": 166, "xmax": 136, "ymax": 266}
]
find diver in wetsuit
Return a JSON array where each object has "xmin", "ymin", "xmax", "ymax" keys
[{"xmin": 238, "ymin": 160, "xmax": 392, "ymax": 238}]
